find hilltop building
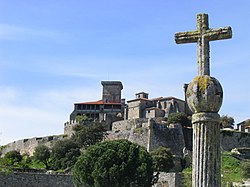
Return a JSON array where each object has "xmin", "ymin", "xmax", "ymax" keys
[
  {"xmin": 70, "ymin": 81, "xmax": 124, "ymax": 122},
  {"xmin": 64, "ymin": 81, "xmax": 191, "ymax": 136},
  {"xmin": 65, "ymin": 81, "xmax": 125, "ymax": 133},
  {"xmin": 237, "ymin": 119, "xmax": 250, "ymax": 133},
  {"xmin": 126, "ymin": 92, "xmax": 188, "ymax": 119}
]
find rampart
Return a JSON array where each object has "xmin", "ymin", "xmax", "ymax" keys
[
  {"xmin": 2, "ymin": 119, "xmax": 249, "ymax": 159},
  {"xmin": 0, "ymin": 172, "xmax": 73, "ymax": 187},
  {"xmin": 64, "ymin": 120, "xmax": 78, "ymax": 137},
  {"xmin": 1, "ymin": 135, "xmax": 65, "ymax": 156},
  {"xmin": 0, "ymin": 172, "xmax": 183, "ymax": 187},
  {"xmin": 220, "ymin": 130, "xmax": 250, "ymax": 151},
  {"xmin": 107, "ymin": 119, "xmax": 187, "ymax": 156}
]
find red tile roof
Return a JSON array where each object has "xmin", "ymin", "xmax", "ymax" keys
[{"xmin": 76, "ymin": 100, "xmax": 121, "ymax": 105}]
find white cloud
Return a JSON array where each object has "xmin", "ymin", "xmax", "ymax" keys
[
  {"xmin": 0, "ymin": 104, "xmax": 64, "ymax": 145},
  {"xmin": 0, "ymin": 23, "xmax": 65, "ymax": 41},
  {"xmin": 0, "ymin": 86, "xmax": 104, "ymax": 145}
]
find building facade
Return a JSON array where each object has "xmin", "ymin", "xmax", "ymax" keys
[
  {"xmin": 126, "ymin": 92, "xmax": 188, "ymax": 120},
  {"xmin": 64, "ymin": 81, "xmax": 191, "ymax": 136},
  {"xmin": 64, "ymin": 81, "xmax": 124, "ymax": 135}
]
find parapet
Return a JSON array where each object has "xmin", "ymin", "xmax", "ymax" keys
[{"xmin": 101, "ymin": 81, "xmax": 123, "ymax": 89}]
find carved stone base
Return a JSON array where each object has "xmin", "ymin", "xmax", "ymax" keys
[{"xmin": 192, "ymin": 112, "xmax": 221, "ymax": 187}]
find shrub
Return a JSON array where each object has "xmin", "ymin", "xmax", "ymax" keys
[
  {"xmin": 73, "ymin": 140, "xmax": 153, "ymax": 187},
  {"xmin": 167, "ymin": 112, "xmax": 191, "ymax": 127},
  {"xmin": 150, "ymin": 147, "xmax": 174, "ymax": 172},
  {"xmin": 51, "ymin": 139, "xmax": 80, "ymax": 170}
]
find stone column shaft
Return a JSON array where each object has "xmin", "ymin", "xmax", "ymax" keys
[{"xmin": 192, "ymin": 113, "xmax": 221, "ymax": 187}]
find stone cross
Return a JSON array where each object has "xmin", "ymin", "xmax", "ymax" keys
[
  {"xmin": 175, "ymin": 13, "xmax": 232, "ymax": 187},
  {"xmin": 175, "ymin": 14, "xmax": 232, "ymax": 76}
]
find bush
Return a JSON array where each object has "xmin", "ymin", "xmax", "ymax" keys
[
  {"xmin": 1, "ymin": 150, "xmax": 22, "ymax": 167},
  {"xmin": 73, "ymin": 140, "xmax": 153, "ymax": 187},
  {"xmin": 33, "ymin": 145, "xmax": 51, "ymax": 169},
  {"xmin": 167, "ymin": 112, "xmax": 191, "ymax": 127},
  {"xmin": 150, "ymin": 147, "xmax": 174, "ymax": 172},
  {"xmin": 220, "ymin": 115, "xmax": 235, "ymax": 129},
  {"xmin": 72, "ymin": 122, "xmax": 105, "ymax": 148},
  {"xmin": 51, "ymin": 139, "xmax": 80, "ymax": 171}
]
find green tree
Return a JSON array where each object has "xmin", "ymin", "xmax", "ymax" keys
[
  {"xmin": 75, "ymin": 114, "xmax": 89, "ymax": 124},
  {"xmin": 150, "ymin": 146, "xmax": 174, "ymax": 172},
  {"xmin": 33, "ymin": 145, "xmax": 51, "ymax": 169},
  {"xmin": 1, "ymin": 150, "xmax": 22, "ymax": 167},
  {"xmin": 167, "ymin": 112, "xmax": 191, "ymax": 127},
  {"xmin": 51, "ymin": 139, "xmax": 80, "ymax": 171},
  {"xmin": 73, "ymin": 140, "xmax": 154, "ymax": 187},
  {"xmin": 220, "ymin": 115, "xmax": 235, "ymax": 128},
  {"xmin": 71, "ymin": 122, "xmax": 105, "ymax": 148}
]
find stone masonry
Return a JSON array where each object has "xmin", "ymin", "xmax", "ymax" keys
[{"xmin": 175, "ymin": 13, "xmax": 232, "ymax": 187}]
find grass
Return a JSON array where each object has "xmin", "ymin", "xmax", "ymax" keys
[
  {"xmin": 183, "ymin": 152, "xmax": 245, "ymax": 187},
  {"xmin": 221, "ymin": 152, "xmax": 242, "ymax": 184}
]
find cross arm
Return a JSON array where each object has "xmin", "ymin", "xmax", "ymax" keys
[
  {"xmin": 175, "ymin": 30, "xmax": 199, "ymax": 44},
  {"xmin": 205, "ymin": 27, "xmax": 232, "ymax": 41}
]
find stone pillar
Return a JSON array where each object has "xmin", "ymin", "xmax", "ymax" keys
[
  {"xmin": 186, "ymin": 75, "xmax": 223, "ymax": 187},
  {"xmin": 192, "ymin": 112, "xmax": 221, "ymax": 187},
  {"xmin": 175, "ymin": 13, "xmax": 232, "ymax": 187}
]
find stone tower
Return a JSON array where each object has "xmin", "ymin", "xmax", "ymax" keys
[
  {"xmin": 101, "ymin": 81, "xmax": 123, "ymax": 103},
  {"xmin": 175, "ymin": 13, "xmax": 232, "ymax": 187}
]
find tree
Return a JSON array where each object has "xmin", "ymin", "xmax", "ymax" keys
[
  {"xmin": 150, "ymin": 146, "xmax": 174, "ymax": 172},
  {"xmin": 1, "ymin": 150, "xmax": 22, "ymax": 167},
  {"xmin": 51, "ymin": 139, "xmax": 80, "ymax": 170},
  {"xmin": 72, "ymin": 140, "xmax": 154, "ymax": 187},
  {"xmin": 220, "ymin": 115, "xmax": 235, "ymax": 129},
  {"xmin": 33, "ymin": 145, "xmax": 51, "ymax": 169},
  {"xmin": 75, "ymin": 114, "xmax": 89, "ymax": 124},
  {"xmin": 167, "ymin": 112, "xmax": 191, "ymax": 127},
  {"xmin": 71, "ymin": 122, "xmax": 105, "ymax": 148}
]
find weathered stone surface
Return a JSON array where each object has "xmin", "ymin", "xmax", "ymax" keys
[
  {"xmin": 0, "ymin": 172, "xmax": 73, "ymax": 187},
  {"xmin": 175, "ymin": 13, "xmax": 232, "ymax": 187},
  {"xmin": 175, "ymin": 13, "xmax": 232, "ymax": 76},
  {"xmin": 186, "ymin": 76, "xmax": 223, "ymax": 113},
  {"xmin": 192, "ymin": 113, "xmax": 221, "ymax": 187},
  {"xmin": 1, "ymin": 135, "xmax": 65, "ymax": 156},
  {"xmin": 0, "ymin": 172, "xmax": 183, "ymax": 187},
  {"xmin": 152, "ymin": 172, "xmax": 184, "ymax": 187},
  {"xmin": 221, "ymin": 130, "xmax": 250, "ymax": 151},
  {"xmin": 106, "ymin": 119, "xmax": 187, "ymax": 156}
]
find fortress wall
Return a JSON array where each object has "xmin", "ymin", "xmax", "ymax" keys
[
  {"xmin": 1, "ymin": 135, "xmax": 65, "ymax": 156},
  {"xmin": 149, "ymin": 123, "xmax": 185, "ymax": 155},
  {"xmin": 0, "ymin": 172, "xmax": 183, "ymax": 187},
  {"xmin": 152, "ymin": 172, "xmax": 184, "ymax": 187},
  {"xmin": 108, "ymin": 121, "xmax": 187, "ymax": 156},
  {"xmin": 112, "ymin": 118, "xmax": 148, "ymax": 131},
  {"xmin": 0, "ymin": 172, "xmax": 73, "ymax": 187},
  {"xmin": 220, "ymin": 130, "xmax": 250, "ymax": 151}
]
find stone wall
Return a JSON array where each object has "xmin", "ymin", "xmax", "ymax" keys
[
  {"xmin": 148, "ymin": 123, "xmax": 185, "ymax": 155},
  {"xmin": 108, "ymin": 119, "xmax": 187, "ymax": 156},
  {"xmin": 112, "ymin": 118, "xmax": 148, "ymax": 131},
  {"xmin": 0, "ymin": 172, "xmax": 73, "ymax": 187},
  {"xmin": 0, "ymin": 172, "xmax": 183, "ymax": 187},
  {"xmin": 64, "ymin": 120, "xmax": 78, "ymax": 137},
  {"xmin": 152, "ymin": 172, "xmax": 184, "ymax": 187},
  {"xmin": 1, "ymin": 135, "xmax": 65, "ymax": 156},
  {"xmin": 220, "ymin": 130, "xmax": 250, "ymax": 151}
]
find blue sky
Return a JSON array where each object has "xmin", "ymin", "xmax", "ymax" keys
[{"xmin": 0, "ymin": 1, "xmax": 250, "ymax": 145}]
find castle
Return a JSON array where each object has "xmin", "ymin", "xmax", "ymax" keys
[
  {"xmin": 64, "ymin": 80, "xmax": 191, "ymax": 136},
  {"xmin": 2, "ymin": 80, "xmax": 250, "ymax": 158}
]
